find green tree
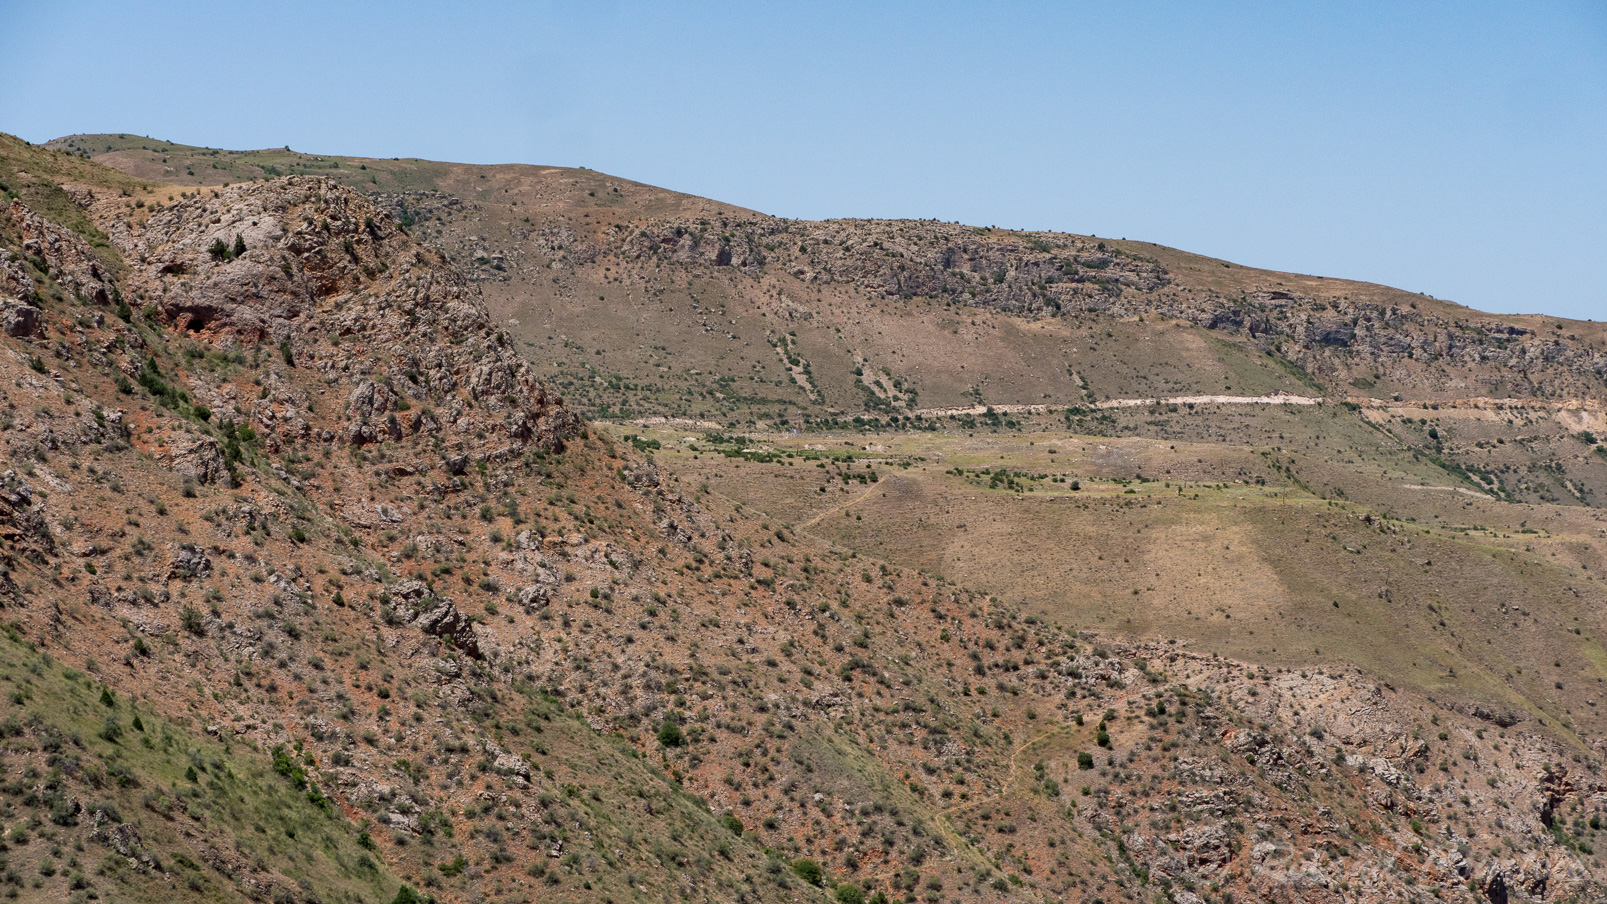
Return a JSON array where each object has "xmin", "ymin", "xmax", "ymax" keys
[
  {"xmin": 232, "ymin": 233, "xmax": 247, "ymax": 257},
  {"xmin": 835, "ymin": 884, "xmax": 865, "ymax": 904},
  {"xmin": 657, "ymin": 719, "xmax": 685, "ymax": 748}
]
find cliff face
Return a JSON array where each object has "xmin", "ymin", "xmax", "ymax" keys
[{"xmin": 0, "ymin": 139, "xmax": 1603, "ymax": 904}]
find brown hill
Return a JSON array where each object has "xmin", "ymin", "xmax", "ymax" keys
[{"xmin": 0, "ymin": 132, "xmax": 1599, "ymax": 904}]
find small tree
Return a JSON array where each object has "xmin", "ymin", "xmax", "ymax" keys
[
  {"xmin": 207, "ymin": 238, "xmax": 229, "ymax": 261},
  {"xmin": 657, "ymin": 719, "xmax": 684, "ymax": 748},
  {"xmin": 232, "ymin": 233, "xmax": 247, "ymax": 257},
  {"xmin": 835, "ymin": 884, "xmax": 865, "ymax": 904}
]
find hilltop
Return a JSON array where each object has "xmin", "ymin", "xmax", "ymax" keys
[{"xmin": 0, "ymin": 131, "xmax": 1599, "ymax": 904}]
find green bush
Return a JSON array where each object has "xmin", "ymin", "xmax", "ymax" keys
[
  {"xmin": 179, "ymin": 605, "xmax": 206, "ymax": 636},
  {"xmin": 835, "ymin": 883, "xmax": 865, "ymax": 904},
  {"xmin": 791, "ymin": 858, "xmax": 823, "ymax": 886},
  {"xmin": 657, "ymin": 719, "xmax": 685, "ymax": 748}
]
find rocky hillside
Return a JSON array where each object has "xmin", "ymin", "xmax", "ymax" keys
[
  {"xmin": 0, "ymin": 134, "xmax": 1601, "ymax": 904},
  {"xmin": 47, "ymin": 134, "xmax": 1607, "ymax": 427},
  {"xmin": 614, "ymin": 214, "xmax": 1607, "ymax": 401}
]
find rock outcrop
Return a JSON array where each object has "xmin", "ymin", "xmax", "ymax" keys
[
  {"xmin": 416, "ymin": 599, "xmax": 481, "ymax": 659},
  {"xmin": 101, "ymin": 177, "xmax": 579, "ymax": 457}
]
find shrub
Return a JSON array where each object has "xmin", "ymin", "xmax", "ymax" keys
[
  {"xmin": 49, "ymin": 796, "xmax": 79, "ymax": 826},
  {"xmin": 657, "ymin": 720, "xmax": 685, "ymax": 748},
  {"xmin": 835, "ymin": 884, "xmax": 865, "ymax": 904},
  {"xmin": 271, "ymin": 745, "xmax": 310, "ymax": 788},
  {"xmin": 179, "ymin": 605, "xmax": 206, "ymax": 636},
  {"xmin": 792, "ymin": 858, "xmax": 824, "ymax": 886},
  {"xmin": 1077, "ymin": 751, "xmax": 1094, "ymax": 770},
  {"xmin": 437, "ymin": 855, "xmax": 467, "ymax": 877}
]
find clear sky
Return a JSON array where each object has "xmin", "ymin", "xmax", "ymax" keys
[{"xmin": 5, "ymin": 1, "xmax": 1604, "ymax": 319}]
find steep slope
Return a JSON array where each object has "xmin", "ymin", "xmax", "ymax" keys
[{"xmin": 0, "ymin": 134, "xmax": 1600, "ymax": 904}]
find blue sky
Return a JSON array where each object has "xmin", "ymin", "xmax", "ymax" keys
[{"xmin": 5, "ymin": 1, "xmax": 1604, "ymax": 319}]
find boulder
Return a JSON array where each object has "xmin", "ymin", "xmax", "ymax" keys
[
  {"xmin": 517, "ymin": 583, "xmax": 553, "ymax": 611},
  {"xmin": 169, "ymin": 544, "xmax": 212, "ymax": 580},
  {"xmin": 164, "ymin": 436, "xmax": 228, "ymax": 484},
  {"xmin": 417, "ymin": 600, "xmax": 481, "ymax": 658},
  {"xmin": 0, "ymin": 297, "xmax": 42, "ymax": 338}
]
